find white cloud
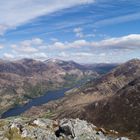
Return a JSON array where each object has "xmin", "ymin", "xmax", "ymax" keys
[
  {"xmin": 0, "ymin": 25, "xmax": 9, "ymax": 35},
  {"xmin": 58, "ymin": 52, "xmax": 93, "ymax": 58},
  {"xmin": 50, "ymin": 38, "xmax": 59, "ymax": 42},
  {"xmin": 12, "ymin": 44, "xmax": 38, "ymax": 53},
  {"xmin": 94, "ymin": 12, "xmax": 140, "ymax": 27},
  {"xmin": 3, "ymin": 34, "xmax": 140, "ymax": 62},
  {"xmin": 73, "ymin": 27, "xmax": 97, "ymax": 39},
  {"xmin": 56, "ymin": 51, "xmax": 94, "ymax": 63},
  {"xmin": 92, "ymin": 34, "xmax": 140, "ymax": 50},
  {"xmin": 86, "ymin": 34, "xmax": 96, "ymax": 38},
  {"xmin": 3, "ymin": 53, "xmax": 14, "ymax": 59},
  {"xmin": 0, "ymin": 0, "xmax": 95, "ymax": 34},
  {"xmin": 50, "ymin": 34, "xmax": 140, "ymax": 50},
  {"xmin": 99, "ymin": 53, "xmax": 106, "ymax": 56},
  {"xmin": 18, "ymin": 52, "xmax": 48, "ymax": 60},
  {"xmin": 20, "ymin": 38, "xmax": 43, "ymax": 47},
  {"xmin": 55, "ymin": 50, "xmax": 129, "ymax": 63},
  {"xmin": 9, "ymin": 38, "xmax": 48, "ymax": 60},
  {"xmin": 0, "ymin": 44, "xmax": 4, "ymax": 49},
  {"xmin": 53, "ymin": 42, "xmax": 66, "ymax": 49},
  {"xmin": 12, "ymin": 52, "xmax": 48, "ymax": 60},
  {"xmin": 31, "ymin": 38, "xmax": 43, "ymax": 45},
  {"xmin": 50, "ymin": 40, "xmax": 89, "ymax": 50},
  {"xmin": 73, "ymin": 27, "xmax": 84, "ymax": 38},
  {"xmin": 11, "ymin": 38, "xmax": 43, "ymax": 54},
  {"xmin": 77, "ymin": 52, "xmax": 93, "ymax": 56}
]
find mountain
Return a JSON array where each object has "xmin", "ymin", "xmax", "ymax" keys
[
  {"xmin": 0, "ymin": 117, "xmax": 129, "ymax": 140},
  {"xmin": 23, "ymin": 59, "xmax": 140, "ymax": 139},
  {"xmin": 0, "ymin": 58, "xmax": 102, "ymax": 116},
  {"xmin": 45, "ymin": 59, "xmax": 118, "ymax": 74},
  {"xmin": 83, "ymin": 63, "xmax": 118, "ymax": 74},
  {"xmin": 68, "ymin": 59, "xmax": 140, "ymax": 96},
  {"xmin": 82, "ymin": 77, "xmax": 140, "ymax": 139}
]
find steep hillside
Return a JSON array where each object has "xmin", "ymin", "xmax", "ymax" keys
[
  {"xmin": 23, "ymin": 59, "xmax": 140, "ymax": 139},
  {"xmin": 83, "ymin": 63, "xmax": 118, "ymax": 74},
  {"xmin": 81, "ymin": 77, "xmax": 140, "ymax": 139},
  {"xmin": 76, "ymin": 59, "xmax": 140, "ymax": 95}
]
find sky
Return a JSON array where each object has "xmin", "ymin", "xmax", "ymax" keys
[{"xmin": 0, "ymin": 0, "xmax": 140, "ymax": 63}]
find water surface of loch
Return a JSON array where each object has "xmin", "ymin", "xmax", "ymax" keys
[{"xmin": 1, "ymin": 88, "xmax": 68, "ymax": 118}]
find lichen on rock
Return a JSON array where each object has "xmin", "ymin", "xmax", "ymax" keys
[{"xmin": 0, "ymin": 117, "xmax": 129, "ymax": 140}]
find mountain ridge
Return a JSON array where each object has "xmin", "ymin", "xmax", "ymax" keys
[
  {"xmin": 0, "ymin": 58, "xmax": 117, "ymax": 116},
  {"xmin": 23, "ymin": 59, "xmax": 140, "ymax": 139}
]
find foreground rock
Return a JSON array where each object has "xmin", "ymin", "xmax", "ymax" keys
[{"xmin": 0, "ymin": 118, "xmax": 128, "ymax": 140}]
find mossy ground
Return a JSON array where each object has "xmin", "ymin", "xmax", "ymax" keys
[{"xmin": 5, "ymin": 127, "xmax": 32, "ymax": 140}]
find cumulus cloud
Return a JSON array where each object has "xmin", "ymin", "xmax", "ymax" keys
[
  {"xmin": 56, "ymin": 51, "xmax": 113, "ymax": 63},
  {"xmin": 9, "ymin": 38, "xmax": 48, "ymax": 60},
  {"xmin": 3, "ymin": 34, "xmax": 140, "ymax": 62},
  {"xmin": 11, "ymin": 38, "xmax": 43, "ymax": 54},
  {"xmin": 0, "ymin": 0, "xmax": 95, "ymax": 34},
  {"xmin": 50, "ymin": 34, "xmax": 140, "ymax": 50},
  {"xmin": 20, "ymin": 38, "xmax": 43, "ymax": 47},
  {"xmin": 12, "ymin": 52, "xmax": 48, "ymax": 61},
  {"xmin": 3, "ymin": 53, "xmax": 14, "ymax": 59},
  {"xmin": 50, "ymin": 40, "xmax": 88, "ymax": 50},
  {"xmin": 73, "ymin": 27, "xmax": 97, "ymax": 39},
  {"xmin": 31, "ymin": 52, "xmax": 48, "ymax": 60},
  {"xmin": 55, "ymin": 51, "xmax": 93, "ymax": 62},
  {"xmin": 92, "ymin": 34, "xmax": 140, "ymax": 50},
  {"xmin": 58, "ymin": 51, "xmax": 93, "ymax": 58},
  {"xmin": 13, "ymin": 45, "xmax": 38, "ymax": 54}
]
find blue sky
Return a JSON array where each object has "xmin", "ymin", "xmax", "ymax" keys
[{"xmin": 0, "ymin": 0, "xmax": 140, "ymax": 63}]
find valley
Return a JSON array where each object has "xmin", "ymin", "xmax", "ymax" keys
[
  {"xmin": 0, "ymin": 58, "xmax": 140, "ymax": 139},
  {"xmin": 23, "ymin": 59, "xmax": 140, "ymax": 139},
  {"xmin": 0, "ymin": 58, "xmax": 116, "ymax": 117}
]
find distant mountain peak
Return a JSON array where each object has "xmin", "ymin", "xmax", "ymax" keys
[{"xmin": 45, "ymin": 58, "xmax": 65, "ymax": 63}]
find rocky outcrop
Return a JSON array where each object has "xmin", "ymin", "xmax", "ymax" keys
[{"xmin": 0, "ymin": 118, "xmax": 129, "ymax": 140}]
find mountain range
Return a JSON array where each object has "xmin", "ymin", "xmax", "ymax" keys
[
  {"xmin": 0, "ymin": 58, "xmax": 116, "ymax": 116},
  {"xmin": 23, "ymin": 59, "xmax": 140, "ymax": 139}
]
